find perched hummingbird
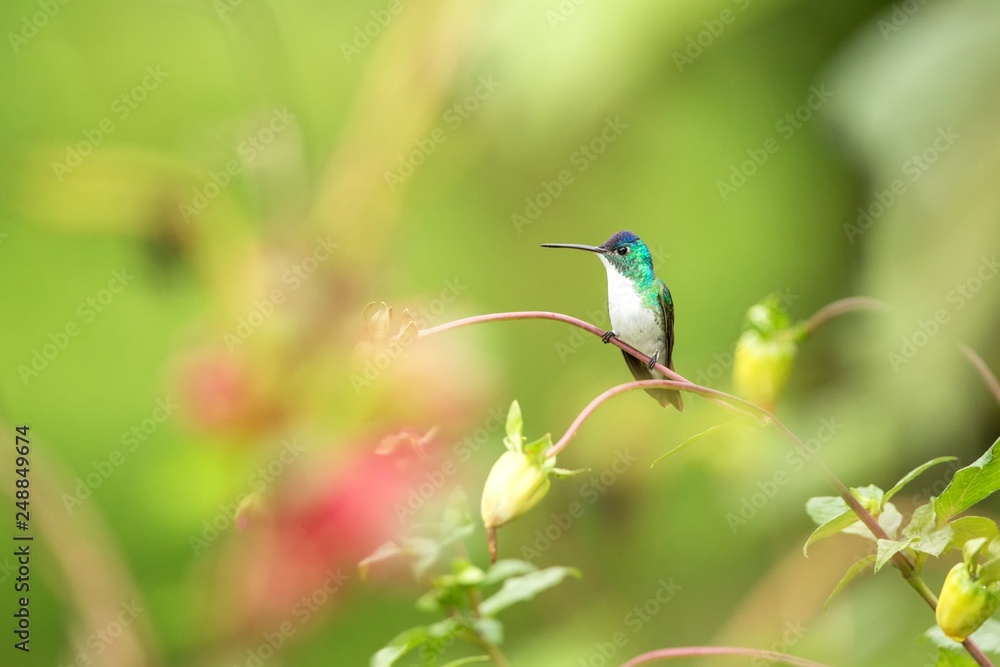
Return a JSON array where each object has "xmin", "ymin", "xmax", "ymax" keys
[{"xmin": 542, "ymin": 230, "xmax": 683, "ymax": 410}]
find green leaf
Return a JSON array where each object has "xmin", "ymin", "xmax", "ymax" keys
[
  {"xmin": 472, "ymin": 617, "xmax": 504, "ymax": 645},
  {"xmin": 440, "ymin": 658, "xmax": 491, "ymax": 667},
  {"xmin": 479, "ymin": 566, "xmax": 580, "ymax": 616},
  {"xmin": 879, "ymin": 502, "xmax": 903, "ymax": 539},
  {"xmin": 875, "ymin": 538, "xmax": 911, "ymax": 572},
  {"xmin": 883, "ymin": 457, "xmax": 958, "ymax": 506},
  {"xmin": 904, "ymin": 503, "xmax": 937, "ymax": 539},
  {"xmin": 911, "ymin": 526, "xmax": 954, "ymax": 557},
  {"xmin": 803, "ymin": 509, "xmax": 858, "ymax": 556},
  {"xmin": 935, "ymin": 650, "xmax": 977, "ymax": 667},
  {"xmin": 522, "ymin": 434, "xmax": 551, "ymax": 458},
  {"xmin": 935, "ymin": 438, "xmax": 1000, "ymax": 523},
  {"xmin": 950, "ymin": 516, "xmax": 1000, "ymax": 549},
  {"xmin": 504, "ymin": 401, "xmax": 523, "ymax": 452},
  {"xmin": 359, "ymin": 541, "xmax": 402, "ymax": 580},
  {"xmin": 550, "ymin": 466, "xmax": 590, "ymax": 479},
  {"xmin": 924, "ymin": 618, "xmax": 1000, "ymax": 653},
  {"xmin": 805, "ymin": 496, "xmax": 850, "ymax": 526},
  {"xmin": 371, "ymin": 626, "xmax": 431, "ymax": 667},
  {"xmin": 650, "ymin": 420, "xmax": 741, "ymax": 467},
  {"xmin": 481, "ymin": 560, "xmax": 537, "ymax": 587},
  {"xmin": 825, "ymin": 554, "xmax": 876, "ymax": 609},
  {"xmin": 964, "ymin": 537, "xmax": 990, "ymax": 564},
  {"xmin": 851, "ymin": 484, "xmax": 885, "ymax": 509}
]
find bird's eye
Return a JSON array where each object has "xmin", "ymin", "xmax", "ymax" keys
[{"xmin": 617, "ymin": 246, "xmax": 629, "ymax": 256}]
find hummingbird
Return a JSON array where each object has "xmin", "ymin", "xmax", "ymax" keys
[{"xmin": 541, "ymin": 230, "xmax": 683, "ymax": 410}]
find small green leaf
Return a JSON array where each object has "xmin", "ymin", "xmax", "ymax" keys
[
  {"xmin": 522, "ymin": 434, "xmax": 551, "ymax": 458},
  {"xmin": 803, "ymin": 509, "xmax": 857, "ymax": 556},
  {"xmin": 504, "ymin": 401, "xmax": 523, "ymax": 452},
  {"xmin": 935, "ymin": 650, "xmax": 977, "ymax": 667},
  {"xmin": 371, "ymin": 626, "xmax": 431, "ymax": 667},
  {"xmin": 472, "ymin": 617, "xmax": 504, "ymax": 645},
  {"xmin": 950, "ymin": 516, "xmax": 1000, "ymax": 549},
  {"xmin": 481, "ymin": 560, "xmax": 537, "ymax": 587},
  {"xmin": 805, "ymin": 496, "xmax": 850, "ymax": 526},
  {"xmin": 964, "ymin": 537, "xmax": 990, "ymax": 564},
  {"xmin": 875, "ymin": 538, "xmax": 911, "ymax": 572},
  {"xmin": 935, "ymin": 438, "xmax": 1000, "ymax": 523},
  {"xmin": 924, "ymin": 618, "xmax": 1000, "ymax": 653},
  {"xmin": 883, "ymin": 456, "xmax": 958, "ymax": 506},
  {"xmin": 911, "ymin": 526, "xmax": 954, "ymax": 557},
  {"xmin": 851, "ymin": 484, "xmax": 885, "ymax": 510},
  {"xmin": 359, "ymin": 541, "xmax": 402, "ymax": 579},
  {"xmin": 904, "ymin": 503, "xmax": 938, "ymax": 539},
  {"xmin": 650, "ymin": 420, "xmax": 741, "ymax": 467},
  {"xmin": 479, "ymin": 566, "xmax": 580, "ymax": 616},
  {"xmin": 879, "ymin": 502, "xmax": 903, "ymax": 539},
  {"xmin": 440, "ymin": 657, "xmax": 492, "ymax": 667},
  {"xmin": 825, "ymin": 554, "xmax": 876, "ymax": 609},
  {"xmin": 550, "ymin": 466, "xmax": 589, "ymax": 479}
]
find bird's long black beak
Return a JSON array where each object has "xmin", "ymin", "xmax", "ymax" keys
[{"xmin": 540, "ymin": 243, "xmax": 605, "ymax": 253}]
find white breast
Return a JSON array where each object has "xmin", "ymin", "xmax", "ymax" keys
[{"xmin": 599, "ymin": 257, "xmax": 665, "ymax": 363}]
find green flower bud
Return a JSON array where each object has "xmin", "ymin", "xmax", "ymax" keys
[
  {"xmin": 936, "ymin": 562, "xmax": 1000, "ymax": 642},
  {"xmin": 732, "ymin": 295, "xmax": 800, "ymax": 411},
  {"xmin": 481, "ymin": 451, "xmax": 551, "ymax": 530}
]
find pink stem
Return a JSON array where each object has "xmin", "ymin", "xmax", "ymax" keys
[
  {"xmin": 961, "ymin": 344, "xmax": 1000, "ymax": 407},
  {"xmin": 619, "ymin": 646, "xmax": 831, "ymax": 667},
  {"xmin": 800, "ymin": 297, "xmax": 890, "ymax": 336}
]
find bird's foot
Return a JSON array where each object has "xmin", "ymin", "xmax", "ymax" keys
[
  {"xmin": 601, "ymin": 330, "xmax": 618, "ymax": 344},
  {"xmin": 646, "ymin": 351, "xmax": 660, "ymax": 371}
]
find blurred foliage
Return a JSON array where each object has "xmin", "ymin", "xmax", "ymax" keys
[{"xmin": 0, "ymin": 0, "xmax": 999, "ymax": 665}]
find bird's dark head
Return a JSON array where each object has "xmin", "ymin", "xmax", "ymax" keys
[
  {"xmin": 541, "ymin": 229, "xmax": 655, "ymax": 281},
  {"xmin": 596, "ymin": 230, "xmax": 654, "ymax": 279}
]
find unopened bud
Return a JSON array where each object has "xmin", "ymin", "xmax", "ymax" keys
[
  {"xmin": 937, "ymin": 562, "xmax": 1000, "ymax": 641},
  {"xmin": 481, "ymin": 451, "xmax": 551, "ymax": 530}
]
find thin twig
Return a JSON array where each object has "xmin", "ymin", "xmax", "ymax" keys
[
  {"xmin": 800, "ymin": 297, "xmax": 890, "ymax": 337},
  {"xmin": 618, "ymin": 646, "xmax": 832, "ymax": 667},
  {"xmin": 961, "ymin": 344, "xmax": 1000, "ymax": 407}
]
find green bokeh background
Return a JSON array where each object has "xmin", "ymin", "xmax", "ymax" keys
[{"xmin": 1, "ymin": 0, "xmax": 999, "ymax": 665}]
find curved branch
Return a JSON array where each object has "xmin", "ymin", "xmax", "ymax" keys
[
  {"xmin": 800, "ymin": 296, "xmax": 890, "ymax": 337},
  {"xmin": 961, "ymin": 344, "xmax": 1000, "ymax": 407},
  {"xmin": 618, "ymin": 646, "xmax": 831, "ymax": 667},
  {"xmin": 416, "ymin": 308, "xmax": 993, "ymax": 666}
]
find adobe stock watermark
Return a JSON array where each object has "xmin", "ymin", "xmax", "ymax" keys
[
  {"xmin": 394, "ymin": 405, "xmax": 507, "ymax": 523},
  {"xmin": 545, "ymin": 0, "xmax": 590, "ymax": 30},
  {"xmin": 61, "ymin": 396, "xmax": 178, "ymax": 514},
  {"xmin": 189, "ymin": 439, "xmax": 307, "ymax": 556},
  {"xmin": 577, "ymin": 578, "xmax": 683, "ymax": 667},
  {"xmin": 877, "ymin": 0, "xmax": 928, "ymax": 40},
  {"xmin": 512, "ymin": 116, "xmax": 628, "ymax": 233},
  {"xmin": 843, "ymin": 126, "xmax": 959, "ymax": 243},
  {"xmin": 223, "ymin": 235, "xmax": 338, "ymax": 351},
  {"xmin": 234, "ymin": 568, "xmax": 350, "ymax": 667},
  {"xmin": 520, "ymin": 448, "xmax": 639, "ymax": 562},
  {"xmin": 339, "ymin": 0, "xmax": 410, "ymax": 62},
  {"xmin": 51, "ymin": 66, "xmax": 169, "ymax": 181},
  {"xmin": 716, "ymin": 85, "xmax": 833, "ymax": 201},
  {"xmin": 751, "ymin": 620, "xmax": 808, "ymax": 667},
  {"xmin": 887, "ymin": 254, "xmax": 998, "ymax": 372},
  {"xmin": 8, "ymin": 0, "xmax": 73, "ymax": 54},
  {"xmin": 688, "ymin": 287, "xmax": 799, "ymax": 388},
  {"xmin": 350, "ymin": 278, "xmax": 467, "ymax": 393},
  {"xmin": 18, "ymin": 268, "xmax": 135, "ymax": 385},
  {"xmin": 383, "ymin": 75, "xmax": 501, "ymax": 192},
  {"xmin": 726, "ymin": 417, "xmax": 843, "ymax": 534},
  {"xmin": 672, "ymin": 0, "xmax": 753, "ymax": 72},
  {"xmin": 180, "ymin": 107, "xmax": 297, "ymax": 224},
  {"xmin": 56, "ymin": 599, "xmax": 145, "ymax": 667}
]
